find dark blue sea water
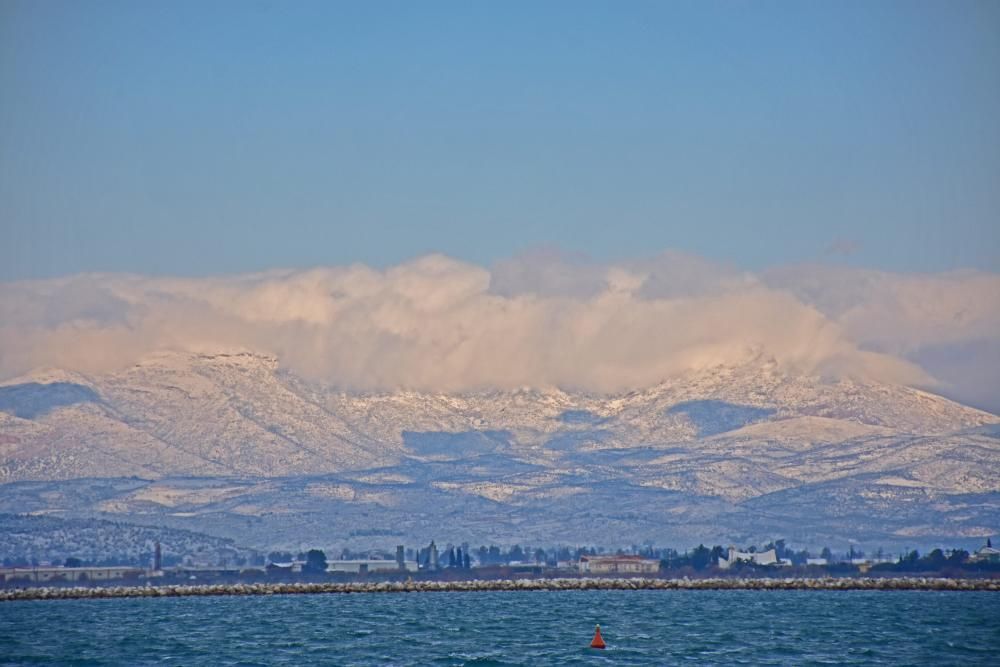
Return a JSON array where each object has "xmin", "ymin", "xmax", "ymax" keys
[{"xmin": 1, "ymin": 590, "xmax": 998, "ymax": 665}]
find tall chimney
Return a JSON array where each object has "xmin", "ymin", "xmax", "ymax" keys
[{"xmin": 154, "ymin": 541, "xmax": 162, "ymax": 571}]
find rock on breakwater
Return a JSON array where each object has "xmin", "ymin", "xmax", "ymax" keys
[{"xmin": 2, "ymin": 577, "xmax": 998, "ymax": 602}]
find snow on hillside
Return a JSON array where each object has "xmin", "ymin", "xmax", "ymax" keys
[{"xmin": 0, "ymin": 350, "xmax": 997, "ymax": 546}]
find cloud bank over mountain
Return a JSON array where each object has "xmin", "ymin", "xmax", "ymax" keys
[{"xmin": 1, "ymin": 252, "xmax": 996, "ymax": 410}]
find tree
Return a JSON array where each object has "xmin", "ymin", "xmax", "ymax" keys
[
  {"xmin": 463, "ymin": 551, "xmax": 471, "ymax": 569},
  {"xmin": 820, "ymin": 547, "xmax": 833, "ymax": 561},
  {"xmin": 924, "ymin": 548, "xmax": 946, "ymax": 569},
  {"xmin": 659, "ymin": 548, "xmax": 681, "ymax": 570},
  {"xmin": 709, "ymin": 546, "xmax": 725, "ymax": 566},
  {"xmin": 302, "ymin": 549, "xmax": 328, "ymax": 574},
  {"xmin": 691, "ymin": 544, "xmax": 712, "ymax": 570},
  {"xmin": 64, "ymin": 557, "xmax": 83, "ymax": 568},
  {"xmin": 947, "ymin": 549, "xmax": 969, "ymax": 566},
  {"xmin": 898, "ymin": 549, "xmax": 920, "ymax": 571}
]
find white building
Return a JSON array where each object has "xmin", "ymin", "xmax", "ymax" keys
[
  {"xmin": 717, "ymin": 547, "xmax": 778, "ymax": 570},
  {"xmin": 970, "ymin": 539, "xmax": 1000, "ymax": 563}
]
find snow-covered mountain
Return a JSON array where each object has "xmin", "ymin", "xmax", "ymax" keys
[{"xmin": 1, "ymin": 350, "xmax": 997, "ymax": 549}]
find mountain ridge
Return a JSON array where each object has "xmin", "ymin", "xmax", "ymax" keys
[{"xmin": 1, "ymin": 350, "xmax": 997, "ymax": 549}]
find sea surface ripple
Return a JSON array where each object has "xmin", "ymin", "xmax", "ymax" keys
[{"xmin": 1, "ymin": 589, "xmax": 998, "ymax": 665}]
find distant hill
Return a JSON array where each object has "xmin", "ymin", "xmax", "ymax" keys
[
  {"xmin": 1, "ymin": 351, "xmax": 997, "ymax": 550},
  {"xmin": 0, "ymin": 513, "xmax": 255, "ymax": 566}
]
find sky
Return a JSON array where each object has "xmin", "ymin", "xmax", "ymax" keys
[
  {"xmin": 1, "ymin": 0, "xmax": 998, "ymax": 279},
  {"xmin": 0, "ymin": 2, "xmax": 998, "ymax": 411}
]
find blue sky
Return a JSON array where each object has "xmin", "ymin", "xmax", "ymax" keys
[{"xmin": 1, "ymin": 0, "xmax": 998, "ymax": 280}]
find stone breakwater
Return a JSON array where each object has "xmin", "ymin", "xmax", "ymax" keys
[{"xmin": 2, "ymin": 577, "xmax": 997, "ymax": 602}]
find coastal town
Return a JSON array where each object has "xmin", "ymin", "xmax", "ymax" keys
[{"xmin": 3, "ymin": 537, "xmax": 998, "ymax": 589}]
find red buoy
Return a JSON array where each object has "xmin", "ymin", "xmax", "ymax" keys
[{"xmin": 590, "ymin": 624, "xmax": 606, "ymax": 649}]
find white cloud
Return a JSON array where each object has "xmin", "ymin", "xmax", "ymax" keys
[
  {"xmin": 764, "ymin": 264, "xmax": 1000, "ymax": 411},
  {"xmin": 1, "ymin": 253, "xmax": 996, "ymax": 409}
]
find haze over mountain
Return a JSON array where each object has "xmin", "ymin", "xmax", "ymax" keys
[{"xmin": 2, "ymin": 253, "xmax": 998, "ymax": 408}]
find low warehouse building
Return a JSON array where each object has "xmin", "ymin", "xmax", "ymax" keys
[
  {"xmin": 0, "ymin": 566, "xmax": 143, "ymax": 583},
  {"xmin": 325, "ymin": 559, "xmax": 418, "ymax": 574},
  {"xmin": 578, "ymin": 555, "xmax": 660, "ymax": 574}
]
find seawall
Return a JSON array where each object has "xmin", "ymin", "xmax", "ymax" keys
[{"xmin": 2, "ymin": 576, "xmax": 998, "ymax": 602}]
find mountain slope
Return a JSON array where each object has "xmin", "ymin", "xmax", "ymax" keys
[{"xmin": 0, "ymin": 351, "xmax": 997, "ymax": 548}]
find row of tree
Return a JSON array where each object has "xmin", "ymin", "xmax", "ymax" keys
[
  {"xmin": 26, "ymin": 540, "xmax": 994, "ymax": 574},
  {"xmin": 872, "ymin": 548, "xmax": 997, "ymax": 573}
]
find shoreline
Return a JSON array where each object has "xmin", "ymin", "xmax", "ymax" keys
[{"xmin": 2, "ymin": 576, "xmax": 998, "ymax": 602}]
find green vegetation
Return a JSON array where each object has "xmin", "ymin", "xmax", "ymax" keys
[{"xmin": 302, "ymin": 549, "xmax": 328, "ymax": 574}]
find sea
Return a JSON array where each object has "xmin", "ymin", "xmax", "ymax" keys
[{"xmin": 1, "ymin": 589, "xmax": 998, "ymax": 665}]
